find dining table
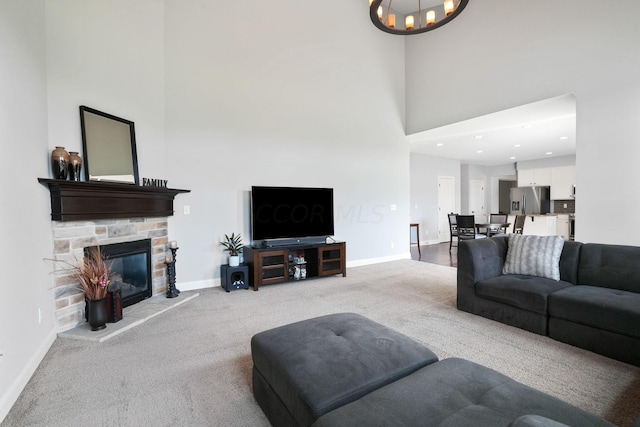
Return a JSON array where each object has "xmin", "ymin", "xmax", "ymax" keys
[{"xmin": 475, "ymin": 222, "xmax": 511, "ymax": 237}]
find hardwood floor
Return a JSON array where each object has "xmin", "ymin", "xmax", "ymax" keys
[{"xmin": 411, "ymin": 242, "xmax": 458, "ymax": 267}]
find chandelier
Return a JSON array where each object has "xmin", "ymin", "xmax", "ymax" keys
[{"xmin": 369, "ymin": 0, "xmax": 469, "ymax": 35}]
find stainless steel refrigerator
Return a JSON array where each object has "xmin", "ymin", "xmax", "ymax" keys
[{"xmin": 510, "ymin": 187, "xmax": 551, "ymax": 215}]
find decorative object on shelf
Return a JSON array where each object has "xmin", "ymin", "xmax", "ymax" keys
[
  {"xmin": 220, "ymin": 233, "xmax": 243, "ymax": 267},
  {"xmin": 79, "ymin": 105, "xmax": 140, "ymax": 184},
  {"xmin": 369, "ymin": 0, "xmax": 469, "ymax": 35},
  {"xmin": 142, "ymin": 178, "xmax": 168, "ymax": 188},
  {"xmin": 51, "ymin": 146, "xmax": 70, "ymax": 180},
  {"xmin": 68, "ymin": 151, "xmax": 83, "ymax": 181},
  {"xmin": 165, "ymin": 244, "xmax": 180, "ymax": 298}
]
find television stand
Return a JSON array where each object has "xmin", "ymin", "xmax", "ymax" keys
[{"xmin": 243, "ymin": 241, "xmax": 346, "ymax": 291}]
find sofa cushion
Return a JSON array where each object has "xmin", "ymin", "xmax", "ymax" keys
[
  {"xmin": 476, "ymin": 275, "xmax": 573, "ymax": 315},
  {"xmin": 548, "ymin": 286, "xmax": 640, "ymax": 339},
  {"xmin": 503, "ymin": 234, "xmax": 565, "ymax": 280},
  {"xmin": 578, "ymin": 243, "xmax": 640, "ymax": 293},
  {"xmin": 311, "ymin": 358, "xmax": 614, "ymax": 427},
  {"xmin": 251, "ymin": 312, "xmax": 438, "ymax": 426}
]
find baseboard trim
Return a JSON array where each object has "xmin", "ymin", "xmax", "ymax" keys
[
  {"xmin": 0, "ymin": 327, "xmax": 57, "ymax": 423},
  {"xmin": 177, "ymin": 278, "xmax": 220, "ymax": 291},
  {"xmin": 347, "ymin": 253, "xmax": 411, "ymax": 268}
]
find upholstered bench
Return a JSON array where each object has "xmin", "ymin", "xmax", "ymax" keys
[
  {"xmin": 312, "ymin": 358, "xmax": 613, "ymax": 427},
  {"xmin": 251, "ymin": 312, "xmax": 438, "ymax": 427},
  {"xmin": 252, "ymin": 313, "xmax": 614, "ymax": 427}
]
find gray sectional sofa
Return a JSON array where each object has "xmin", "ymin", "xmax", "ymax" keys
[
  {"xmin": 251, "ymin": 313, "xmax": 614, "ymax": 427},
  {"xmin": 457, "ymin": 235, "xmax": 640, "ymax": 367}
]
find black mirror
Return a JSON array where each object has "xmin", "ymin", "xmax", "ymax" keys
[{"xmin": 79, "ymin": 106, "xmax": 140, "ymax": 184}]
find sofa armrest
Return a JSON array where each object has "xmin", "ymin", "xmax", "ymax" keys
[{"xmin": 457, "ymin": 236, "xmax": 508, "ymax": 312}]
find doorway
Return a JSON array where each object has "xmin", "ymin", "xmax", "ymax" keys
[
  {"xmin": 438, "ymin": 176, "xmax": 455, "ymax": 243},
  {"xmin": 470, "ymin": 180, "xmax": 486, "ymax": 223}
]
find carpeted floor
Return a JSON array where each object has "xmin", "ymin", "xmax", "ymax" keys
[{"xmin": 3, "ymin": 260, "xmax": 639, "ymax": 426}]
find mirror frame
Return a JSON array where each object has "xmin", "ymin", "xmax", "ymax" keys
[{"xmin": 79, "ymin": 106, "xmax": 140, "ymax": 185}]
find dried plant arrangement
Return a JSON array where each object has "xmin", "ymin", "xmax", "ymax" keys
[{"xmin": 50, "ymin": 245, "xmax": 112, "ymax": 301}]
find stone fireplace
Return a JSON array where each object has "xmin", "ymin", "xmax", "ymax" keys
[
  {"xmin": 39, "ymin": 178, "xmax": 190, "ymax": 332},
  {"xmin": 52, "ymin": 218, "xmax": 170, "ymax": 332}
]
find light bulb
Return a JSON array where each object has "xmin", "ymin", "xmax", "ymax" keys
[
  {"xmin": 406, "ymin": 15, "xmax": 414, "ymax": 30},
  {"xmin": 387, "ymin": 14, "xmax": 396, "ymax": 28},
  {"xmin": 444, "ymin": 0, "xmax": 454, "ymax": 16},
  {"xmin": 426, "ymin": 10, "xmax": 436, "ymax": 26}
]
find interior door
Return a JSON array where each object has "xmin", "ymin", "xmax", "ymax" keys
[
  {"xmin": 438, "ymin": 176, "xmax": 455, "ymax": 243},
  {"xmin": 470, "ymin": 180, "xmax": 486, "ymax": 223}
]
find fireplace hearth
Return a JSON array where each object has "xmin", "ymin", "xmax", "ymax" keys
[{"xmin": 87, "ymin": 239, "xmax": 152, "ymax": 308}]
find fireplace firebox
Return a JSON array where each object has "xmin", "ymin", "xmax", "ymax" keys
[{"xmin": 85, "ymin": 239, "xmax": 152, "ymax": 308}]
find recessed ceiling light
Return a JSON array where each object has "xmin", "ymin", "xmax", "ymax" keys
[
  {"xmin": 522, "ymin": 124, "xmax": 533, "ymax": 129},
  {"xmin": 476, "ymin": 150, "xmax": 483, "ymax": 154},
  {"xmin": 514, "ymin": 144, "xmax": 521, "ymax": 148},
  {"xmin": 510, "ymin": 156, "xmax": 516, "ymax": 160},
  {"xmin": 559, "ymin": 136, "xmax": 569, "ymax": 140},
  {"xmin": 436, "ymin": 143, "xmax": 444, "ymax": 147},
  {"xmin": 545, "ymin": 151, "xmax": 553, "ymax": 155},
  {"xmin": 474, "ymin": 135, "xmax": 483, "ymax": 139}
]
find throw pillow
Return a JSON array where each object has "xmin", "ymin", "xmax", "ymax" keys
[{"xmin": 502, "ymin": 234, "xmax": 565, "ymax": 281}]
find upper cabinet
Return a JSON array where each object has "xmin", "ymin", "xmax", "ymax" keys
[
  {"xmin": 517, "ymin": 168, "xmax": 551, "ymax": 187},
  {"xmin": 550, "ymin": 165, "xmax": 575, "ymax": 200}
]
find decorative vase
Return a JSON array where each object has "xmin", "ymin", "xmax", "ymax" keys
[
  {"xmin": 86, "ymin": 298, "xmax": 107, "ymax": 331},
  {"xmin": 229, "ymin": 255, "xmax": 240, "ymax": 267},
  {"xmin": 51, "ymin": 146, "xmax": 70, "ymax": 180},
  {"xmin": 68, "ymin": 151, "xmax": 82, "ymax": 181}
]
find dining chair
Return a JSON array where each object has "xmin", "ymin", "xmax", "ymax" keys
[
  {"xmin": 513, "ymin": 215, "xmax": 526, "ymax": 234},
  {"xmin": 453, "ymin": 215, "xmax": 486, "ymax": 250},
  {"xmin": 448, "ymin": 213, "xmax": 459, "ymax": 252},
  {"xmin": 488, "ymin": 213, "xmax": 509, "ymax": 236}
]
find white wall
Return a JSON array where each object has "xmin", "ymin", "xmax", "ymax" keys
[
  {"xmin": 45, "ymin": 0, "xmax": 166, "ymax": 180},
  {"xmin": 410, "ymin": 154, "xmax": 461, "ymax": 244},
  {"xmin": 163, "ymin": 0, "xmax": 410, "ymax": 283},
  {"xmin": 405, "ymin": 0, "xmax": 640, "ymax": 244},
  {"xmin": 0, "ymin": 0, "xmax": 56, "ymax": 420},
  {"xmin": 2, "ymin": 1, "xmax": 409, "ymax": 419}
]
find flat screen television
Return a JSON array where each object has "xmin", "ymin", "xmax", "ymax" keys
[{"xmin": 250, "ymin": 186, "xmax": 334, "ymax": 245}]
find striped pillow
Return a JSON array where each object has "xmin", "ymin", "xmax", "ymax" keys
[{"xmin": 502, "ymin": 234, "xmax": 565, "ymax": 280}]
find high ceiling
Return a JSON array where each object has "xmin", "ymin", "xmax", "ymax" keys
[{"xmin": 408, "ymin": 94, "xmax": 577, "ymax": 167}]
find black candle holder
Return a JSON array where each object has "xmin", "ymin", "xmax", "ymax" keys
[{"xmin": 165, "ymin": 246, "xmax": 180, "ymax": 298}]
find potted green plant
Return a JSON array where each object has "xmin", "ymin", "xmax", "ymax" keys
[{"xmin": 220, "ymin": 232, "xmax": 243, "ymax": 266}]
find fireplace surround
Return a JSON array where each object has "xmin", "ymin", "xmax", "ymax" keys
[
  {"xmin": 51, "ymin": 218, "xmax": 172, "ymax": 332},
  {"xmin": 39, "ymin": 178, "xmax": 190, "ymax": 332}
]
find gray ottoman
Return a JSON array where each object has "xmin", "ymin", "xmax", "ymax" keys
[
  {"xmin": 251, "ymin": 312, "xmax": 438, "ymax": 427},
  {"xmin": 312, "ymin": 358, "xmax": 615, "ymax": 427}
]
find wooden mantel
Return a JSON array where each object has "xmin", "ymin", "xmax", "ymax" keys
[{"xmin": 38, "ymin": 178, "xmax": 190, "ymax": 221}]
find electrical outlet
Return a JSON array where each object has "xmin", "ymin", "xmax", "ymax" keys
[
  {"xmin": 183, "ymin": 205, "xmax": 191, "ymax": 215},
  {"xmin": 563, "ymin": 203, "xmax": 567, "ymax": 208},
  {"xmin": 390, "ymin": 204, "xmax": 397, "ymax": 211},
  {"xmin": 391, "ymin": 242, "xmax": 395, "ymax": 249},
  {"xmin": 38, "ymin": 308, "xmax": 42, "ymax": 324}
]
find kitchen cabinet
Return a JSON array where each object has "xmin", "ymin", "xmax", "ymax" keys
[
  {"xmin": 517, "ymin": 168, "xmax": 551, "ymax": 187},
  {"xmin": 556, "ymin": 214, "xmax": 570, "ymax": 240},
  {"xmin": 506, "ymin": 214, "xmax": 557, "ymax": 236},
  {"xmin": 550, "ymin": 166, "xmax": 575, "ymax": 200}
]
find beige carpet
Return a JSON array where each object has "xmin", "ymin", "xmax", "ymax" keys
[{"xmin": 3, "ymin": 260, "xmax": 639, "ymax": 427}]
